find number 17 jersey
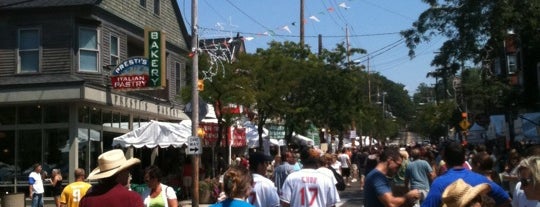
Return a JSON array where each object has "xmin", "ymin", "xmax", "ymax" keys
[{"xmin": 280, "ymin": 169, "xmax": 338, "ymax": 207}]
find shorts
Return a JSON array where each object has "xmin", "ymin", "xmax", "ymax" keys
[{"xmin": 341, "ymin": 168, "xmax": 351, "ymax": 177}]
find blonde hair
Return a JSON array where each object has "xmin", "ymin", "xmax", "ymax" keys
[
  {"xmin": 524, "ymin": 156, "xmax": 540, "ymax": 188},
  {"xmin": 223, "ymin": 165, "xmax": 252, "ymax": 199},
  {"xmin": 399, "ymin": 149, "xmax": 409, "ymax": 160},
  {"xmin": 52, "ymin": 169, "xmax": 61, "ymax": 175}
]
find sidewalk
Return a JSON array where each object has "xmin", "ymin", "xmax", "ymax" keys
[{"xmin": 336, "ymin": 179, "xmax": 364, "ymax": 207}]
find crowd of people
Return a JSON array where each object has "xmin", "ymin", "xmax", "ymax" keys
[
  {"xmin": 27, "ymin": 141, "xmax": 540, "ymax": 207},
  {"xmin": 359, "ymin": 141, "xmax": 540, "ymax": 207}
]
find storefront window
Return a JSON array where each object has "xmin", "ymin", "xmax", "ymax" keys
[
  {"xmin": 19, "ymin": 105, "xmax": 41, "ymax": 124},
  {"xmin": 0, "ymin": 106, "xmax": 16, "ymax": 125},
  {"xmin": 113, "ymin": 112, "xmax": 121, "ymax": 128},
  {"xmin": 78, "ymin": 128, "xmax": 101, "ymax": 173},
  {"xmin": 18, "ymin": 130, "xmax": 42, "ymax": 175},
  {"xmin": 133, "ymin": 116, "xmax": 140, "ymax": 129},
  {"xmin": 102, "ymin": 110, "xmax": 112, "ymax": 127},
  {"xmin": 43, "ymin": 129, "xmax": 69, "ymax": 176},
  {"xmin": 78, "ymin": 106, "xmax": 89, "ymax": 123},
  {"xmin": 103, "ymin": 131, "xmax": 122, "ymax": 152},
  {"xmin": 0, "ymin": 130, "xmax": 15, "ymax": 182},
  {"xmin": 90, "ymin": 107, "xmax": 102, "ymax": 125},
  {"xmin": 121, "ymin": 114, "xmax": 129, "ymax": 129},
  {"xmin": 44, "ymin": 104, "xmax": 69, "ymax": 123}
]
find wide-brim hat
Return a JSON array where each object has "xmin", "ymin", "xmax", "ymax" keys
[
  {"xmin": 249, "ymin": 152, "xmax": 273, "ymax": 166},
  {"xmin": 442, "ymin": 179, "xmax": 491, "ymax": 207},
  {"xmin": 87, "ymin": 149, "xmax": 140, "ymax": 180}
]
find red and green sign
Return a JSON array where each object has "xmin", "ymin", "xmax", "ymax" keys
[
  {"xmin": 111, "ymin": 57, "xmax": 150, "ymax": 89},
  {"xmin": 110, "ymin": 30, "xmax": 166, "ymax": 90}
]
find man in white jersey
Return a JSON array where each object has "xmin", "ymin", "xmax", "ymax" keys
[
  {"xmin": 29, "ymin": 163, "xmax": 45, "ymax": 207},
  {"xmin": 247, "ymin": 151, "xmax": 280, "ymax": 207},
  {"xmin": 281, "ymin": 147, "xmax": 338, "ymax": 207}
]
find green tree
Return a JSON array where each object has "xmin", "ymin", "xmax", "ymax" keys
[
  {"xmin": 247, "ymin": 41, "xmax": 314, "ymax": 149},
  {"xmin": 402, "ymin": 0, "xmax": 540, "ymax": 110},
  {"xmin": 182, "ymin": 53, "xmax": 255, "ymax": 149}
]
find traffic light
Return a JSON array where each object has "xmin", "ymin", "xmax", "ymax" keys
[
  {"xmin": 197, "ymin": 79, "xmax": 204, "ymax": 91},
  {"xmin": 461, "ymin": 112, "xmax": 468, "ymax": 119}
]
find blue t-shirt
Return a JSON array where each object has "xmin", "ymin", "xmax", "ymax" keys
[
  {"xmin": 210, "ymin": 198, "xmax": 254, "ymax": 207},
  {"xmin": 364, "ymin": 169, "xmax": 391, "ymax": 207},
  {"xmin": 405, "ymin": 159, "xmax": 433, "ymax": 191},
  {"xmin": 421, "ymin": 168, "xmax": 510, "ymax": 207},
  {"xmin": 273, "ymin": 163, "xmax": 295, "ymax": 194}
]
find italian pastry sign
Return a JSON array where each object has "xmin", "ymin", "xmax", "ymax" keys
[{"xmin": 111, "ymin": 30, "xmax": 166, "ymax": 90}]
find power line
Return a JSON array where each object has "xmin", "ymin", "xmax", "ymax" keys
[
  {"xmin": 319, "ymin": 0, "xmax": 345, "ymax": 29},
  {"xmin": 223, "ymin": 0, "xmax": 288, "ymax": 41},
  {"xmin": 224, "ymin": 0, "xmax": 272, "ymax": 32},
  {"xmin": 353, "ymin": 38, "xmax": 405, "ymax": 62},
  {"xmin": 198, "ymin": 26, "xmax": 400, "ymax": 38},
  {"xmin": 359, "ymin": 0, "xmax": 416, "ymax": 21},
  {"xmin": 371, "ymin": 37, "xmax": 445, "ymax": 72},
  {"xmin": 330, "ymin": 0, "xmax": 351, "ymax": 26},
  {"xmin": 202, "ymin": 0, "xmax": 229, "ymax": 24}
]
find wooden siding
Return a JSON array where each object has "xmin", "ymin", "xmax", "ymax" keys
[
  {"xmin": 98, "ymin": 0, "xmax": 188, "ymax": 50},
  {"xmin": 0, "ymin": 12, "xmax": 74, "ymax": 76},
  {"xmin": 0, "ymin": 16, "xmax": 20, "ymax": 76},
  {"xmin": 167, "ymin": 52, "xmax": 187, "ymax": 102},
  {"xmin": 41, "ymin": 16, "xmax": 74, "ymax": 74},
  {"xmin": 0, "ymin": 2, "xmax": 188, "ymax": 104}
]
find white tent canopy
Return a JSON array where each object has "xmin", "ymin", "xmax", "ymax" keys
[
  {"xmin": 246, "ymin": 122, "xmax": 270, "ymax": 148},
  {"xmin": 293, "ymin": 132, "xmax": 314, "ymax": 146},
  {"xmin": 112, "ymin": 120, "xmax": 190, "ymax": 148},
  {"xmin": 343, "ymin": 138, "xmax": 360, "ymax": 148}
]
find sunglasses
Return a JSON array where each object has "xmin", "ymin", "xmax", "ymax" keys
[{"xmin": 521, "ymin": 177, "xmax": 533, "ymax": 187}]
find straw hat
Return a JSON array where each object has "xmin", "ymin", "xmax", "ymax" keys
[
  {"xmin": 442, "ymin": 179, "xmax": 491, "ymax": 207},
  {"xmin": 87, "ymin": 149, "xmax": 140, "ymax": 180}
]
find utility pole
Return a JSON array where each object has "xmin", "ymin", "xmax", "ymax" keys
[
  {"xmin": 191, "ymin": 0, "xmax": 200, "ymax": 206},
  {"xmin": 300, "ymin": 0, "xmax": 304, "ymax": 46},
  {"xmin": 318, "ymin": 34, "xmax": 322, "ymax": 56},
  {"xmin": 346, "ymin": 25, "xmax": 350, "ymax": 70},
  {"xmin": 368, "ymin": 56, "xmax": 371, "ymax": 104}
]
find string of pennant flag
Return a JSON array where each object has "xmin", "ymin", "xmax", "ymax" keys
[
  {"xmin": 201, "ymin": 1, "xmax": 353, "ymax": 43},
  {"xmin": 193, "ymin": 1, "xmax": 354, "ymax": 82}
]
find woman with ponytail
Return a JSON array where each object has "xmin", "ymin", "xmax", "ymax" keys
[{"xmin": 210, "ymin": 165, "xmax": 254, "ymax": 207}]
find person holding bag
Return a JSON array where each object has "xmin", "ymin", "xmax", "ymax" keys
[{"xmin": 141, "ymin": 165, "xmax": 179, "ymax": 207}]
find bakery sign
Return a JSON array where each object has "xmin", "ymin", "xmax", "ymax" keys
[
  {"xmin": 111, "ymin": 57, "xmax": 150, "ymax": 89},
  {"xmin": 110, "ymin": 29, "xmax": 166, "ymax": 90}
]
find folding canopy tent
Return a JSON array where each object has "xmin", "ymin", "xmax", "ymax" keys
[
  {"xmin": 112, "ymin": 120, "xmax": 190, "ymax": 148},
  {"xmin": 112, "ymin": 120, "xmax": 191, "ymax": 164}
]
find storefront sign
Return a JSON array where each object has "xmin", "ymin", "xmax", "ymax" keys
[
  {"xmin": 199, "ymin": 122, "xmax": 247, "ymax": 147},
  {"xmin": 111, "ymin": 57, "xmax": 150, "ymax": 90},
  {"xmin": 111, "ymin": 29, "xmax": 166, "ymax": 90},
  {"xmin": 145, "ymin": 29, "xmax": 166, "ymax": 88},
  {"xmin": 268, "ymin": 124, "xmax": 285, "ymax": 140}
]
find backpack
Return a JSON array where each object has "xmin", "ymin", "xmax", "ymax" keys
[{"xmin": 327, "ymin": 167, "xmax": 346, "ymax": 191}]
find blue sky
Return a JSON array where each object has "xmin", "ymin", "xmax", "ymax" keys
[{"xmin": 178, "ymin": 0, "xmax": 445, "ymax": 95}]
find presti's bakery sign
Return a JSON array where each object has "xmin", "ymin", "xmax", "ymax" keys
[
  {"xmin": 111, "ymin": 57, "xmax": 150, "ymax": 90},
  {"xmin": 110, "ymin": 29, "xmax": 166, "ymax": 90}
]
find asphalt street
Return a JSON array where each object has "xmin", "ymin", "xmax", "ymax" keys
[{"xmin": 336, "ymin": 179, "xmax": 364, "ymax": 207}]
